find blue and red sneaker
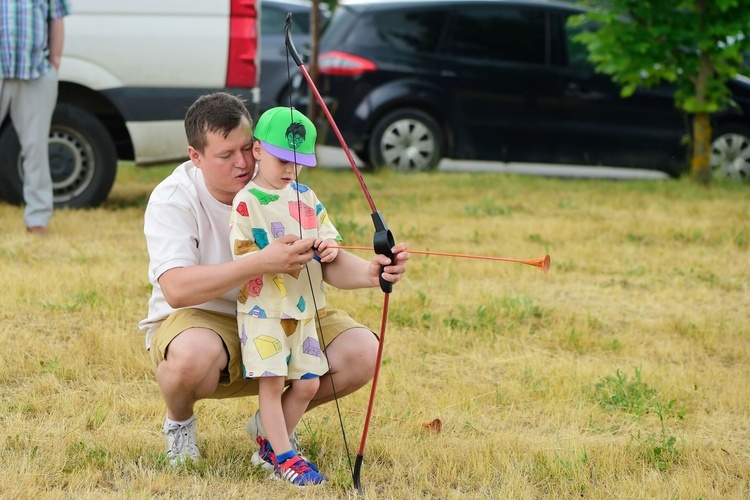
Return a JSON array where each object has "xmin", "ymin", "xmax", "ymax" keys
[
  {"xmin": 274, "ymin": 454, "xmax": 326, "ymax": 486},
  {"xmin": 250, "ymin": 436, "xmax": 276, "ymax": 470},
  {"xmin": 251, "ymin": 435, "xmax": 319, "ymax": 472}
]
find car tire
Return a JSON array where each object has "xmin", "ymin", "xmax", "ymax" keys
[
  {"xmin": 710, "ymin": 124, "xmax": 750, "ymax": 182},
  {"xmin": 368, "ymin": 109, "xmax": 443, "ymax": 172},
  {"xmin": 0, "ymin": 103, "xmax": 117, "ymax": 208}
]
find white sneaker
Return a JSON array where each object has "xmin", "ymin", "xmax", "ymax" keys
[
  {"xmin": 245, "ymin": 410, "xmax": 266, "ymax": 441},
  {"xmin": 162, "ymin": 415, "xmax": 202, "ymax": 466}
]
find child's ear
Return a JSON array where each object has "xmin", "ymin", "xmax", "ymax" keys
[{"xmin": 252, "ymin": 140, "xmax": 262, "ymax": 160}]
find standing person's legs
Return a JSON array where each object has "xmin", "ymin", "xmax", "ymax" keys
[
  {"xmin": 0, "ymin": 78, "xmax": 12, "ymax": 125},
  {"xmin": 10, "ymin": 70, "xmax": 58, "ymax": 230}
]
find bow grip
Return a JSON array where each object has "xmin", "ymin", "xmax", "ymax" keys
[{"xmin": 371, "ymin": 211, "xmax": 395, "ymax": 293}]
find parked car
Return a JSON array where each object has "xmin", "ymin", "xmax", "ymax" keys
[
  {"xmin": 292, "ymin": 0, "xmax": 750, "ymax": 180},
  {"xmin": 259, "ymin": 0, "xmax": 330, "ymax": 113},
  {"xmin": 0, "ymin": 0, "xmax": 260, "ymax": 208}
]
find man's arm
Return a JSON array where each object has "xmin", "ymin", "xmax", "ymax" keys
[
  {"xmin": 159, "ymin": 235, "xmax": 315, "ymax": 308},
  {"xmin": 48, "ymin": 17, "xmax": 64, "ymax": 71},
  {"xmin": 322, "ymin": 243, "xmax": 409, "ymax": 290}
]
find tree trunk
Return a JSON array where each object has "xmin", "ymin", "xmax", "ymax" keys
[
  {"xmin": 690, "ymin": 0, "xmax": 712, "ymax": 185},
  {"xmin": 691, "ymin": 112, "xmax": 712, "ymax": 184}
]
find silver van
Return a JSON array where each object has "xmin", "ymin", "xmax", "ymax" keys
[{"xmin": 0, "ymin": 0, "xmax": 260, "ymax": 207}]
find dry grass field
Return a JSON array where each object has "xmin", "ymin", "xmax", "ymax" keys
[{"xmin": 0, "ymin": 163, "xmax": 748, "ymax": 499}]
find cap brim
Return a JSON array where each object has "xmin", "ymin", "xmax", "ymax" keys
[{"xmin": 261, "ymin": 141, "xmax": 316, "ymax": 167}]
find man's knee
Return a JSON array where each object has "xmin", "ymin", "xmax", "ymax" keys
[
  {"xmin": 162, "ymin": 328, "xmax": 227, "ymax": 381},
  {"xmin": 335, "ymin": 327, "xmax": 378, "ymax": 380}
]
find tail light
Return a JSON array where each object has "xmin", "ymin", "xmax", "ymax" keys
[
  {"xmin": 318, "ymin": 51, "xmax": 377, "ymax": 77},
  {"xmin": 227, "ymin": 0, "xmax": 258, "ymax": 87}
]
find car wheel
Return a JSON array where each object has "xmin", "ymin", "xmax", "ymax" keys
[
  {"xmin": 710, "ymin": 125, "xmax": 750, "ymax": 182},
  {"xmin": 0, "ymin": 103, "xmax": 117, "ymax": 208},
  {"xmin": 368, "ymin": 109, "xmax": 443, "ymax": 172}
]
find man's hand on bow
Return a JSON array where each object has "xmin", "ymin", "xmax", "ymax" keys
[{"xmin": 369, "ymin": 242, "xmax": 409, "ymax": 287}]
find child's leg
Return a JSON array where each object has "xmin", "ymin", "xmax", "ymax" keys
[
  {"xmin": 258, "ymin": 376, "xmax": 294, "ymax": 457},
  {"xmin": 262, "ymin": 376, "xmax": 327, "ymax": 485},
  {"xmin": 280, "ymin": 377, "xmax": 320, "ymax": 437}
]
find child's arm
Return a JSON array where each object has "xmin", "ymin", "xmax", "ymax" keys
[{"xmin": 314, "ymin": 238, "xmax": 339, "ymax": 263}]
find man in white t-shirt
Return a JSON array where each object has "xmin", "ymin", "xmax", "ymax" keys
[{"xmin": 139, "ymin": 92, "xmax": 409, "ymax": 466}]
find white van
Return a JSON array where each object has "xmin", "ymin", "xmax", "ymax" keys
[{"xmin": 0, "ymin": 0, "xmax": 260, "ymax": 208}]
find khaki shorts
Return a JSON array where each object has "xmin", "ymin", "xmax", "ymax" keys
[{"xmin": 148, "ymin": 308, "xmax": 366, "ymax": 399}]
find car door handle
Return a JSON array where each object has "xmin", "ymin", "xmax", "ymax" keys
[
  {"xmin": 440, "ymin": 70, "xmax": 457, "ymax": 77},
  {"xmin": 565, "ymin": 82, "xmax": 605, "ymax": 100}
]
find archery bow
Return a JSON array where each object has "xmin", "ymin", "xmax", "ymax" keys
[
  {"xmin": 285, "ymin": 13, "xmax": 396, "ymax": 494},
  {"xmin": 283, "ymin": 12, "xmax": 554, "ymax": 492}
]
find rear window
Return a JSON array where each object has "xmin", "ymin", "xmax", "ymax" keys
[
  {"xmin": 324, "ymin": 6, "xmax": 447, "ymax": 54},
  {"xmin": 443, "ymin": 5, "xmax": 547, "ymax": 64},
  {"xmin": 263, "ymin": 5, "xmax": 310, "ymax": 35}
]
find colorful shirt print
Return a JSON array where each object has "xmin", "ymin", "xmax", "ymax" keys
[{"xmin": 230, "ymin": 180, "xmax": 342, "ymax": 319}]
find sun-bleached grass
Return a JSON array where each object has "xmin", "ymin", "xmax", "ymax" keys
[{"xmin": 1, "ymin": 163, "xmax": 748, "ymax": 498}]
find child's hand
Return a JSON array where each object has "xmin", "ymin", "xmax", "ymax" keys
[{"xmin": 315, "ymin": 238, "xmax": 339, "ymax": 263}]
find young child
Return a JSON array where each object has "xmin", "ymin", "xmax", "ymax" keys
[{"xmin": 229, "ymin": 107, "xmax": 341, "ymax": 486}]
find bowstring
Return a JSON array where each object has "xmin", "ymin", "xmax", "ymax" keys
[{"xmin": 286, "ymin": 43, "xmax": 354, "ymax": 477}]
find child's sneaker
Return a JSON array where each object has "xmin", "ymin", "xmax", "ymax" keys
[
  {"xmin": 274, "ymin": 455, "xmax": 326, "ymax": 486},
  {"xmin": 252, "ymin": 436, "xmax": 320, "ymax": 473},
  {"xmin": 247, "ymin": 411, "xmax": 302, "ymax": 454},
  {"xmin": 248, "ymin": 414, "xmax": 318, "ymax": 472},
  {"xmin": 250, "ymin": 436, "xmax": 276, "ymax": 470}
]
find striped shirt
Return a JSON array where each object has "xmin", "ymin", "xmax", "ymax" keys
[{"xmin": 0, "ymin": 0, "xmax": 71, "ymax": 79}]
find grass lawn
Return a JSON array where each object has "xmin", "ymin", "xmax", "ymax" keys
[{"xmin": 0, "ymin": 162, "xmax": 748, "ymax": 498}]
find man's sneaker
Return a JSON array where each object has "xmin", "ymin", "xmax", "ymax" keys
[
  {"xmin": 162, "ymin": 415, "xmax": 201, "ymax": 466},
  {"xmin": 274, "ymin": 455, "xmax": 326, "ymax": 486},
  {"xmin": 289, "ymin": 428, "xmax": 302, "ymax": 455},
  {"xmin": 245, "ymin": 410, "xmax": 266, "ymax": 441}
]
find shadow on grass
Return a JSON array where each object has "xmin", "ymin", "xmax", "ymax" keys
[
  {"xmin": 103, "ymin": 161, "xmax": 175, "ymax": 209},
  {"xmin": 103, "ymin": 191, "xmax": 151, "ymax": 210}
]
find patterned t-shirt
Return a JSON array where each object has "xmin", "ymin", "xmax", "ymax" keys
[{"xmin": 230, "ymin": 180, "xmax": 342, "ymax": 319}]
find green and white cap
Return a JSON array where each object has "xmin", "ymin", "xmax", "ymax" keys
[{"xmin": 254, "ymin": 106, "xmax": 317, "ymax": 167}]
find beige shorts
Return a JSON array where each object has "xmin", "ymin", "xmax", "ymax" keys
[{"xmin": 148, "ymin": 308, "xmax": 365, "ymax": 399}]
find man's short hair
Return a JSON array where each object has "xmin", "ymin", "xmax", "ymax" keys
[{"xmin": 184, "ymin": 92, "xmax": 253, "ymax": 153}]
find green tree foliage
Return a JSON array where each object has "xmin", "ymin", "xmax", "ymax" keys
[{"xmin": 570, "ymin": 0, "xmax": 750, "ymax": 183}]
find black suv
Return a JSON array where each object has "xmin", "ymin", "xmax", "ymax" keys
[
  {"xmin": 293, "ymin": 0, "xmax": 750, "ymax": 179},
  {"xmin": 259, "ymin": 0, "xmax": 330, "ymax": 113}
]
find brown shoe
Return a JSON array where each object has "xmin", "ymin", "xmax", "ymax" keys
[{"xmin": 26, "ymin": 226, "xmax": 47, "ymax": 236}]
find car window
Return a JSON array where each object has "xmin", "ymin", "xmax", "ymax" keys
[
  {"xmin": 339, "ymin": 8, "xmax": 447, "ymax": 54},
  {"xmin": 443, "ymin": 6, "xmax": 546, "ymax": 64},
  {"xmin": 564, "ymin": 18, "xmax": 595, "ymax": 71},
  {"xmin": 263, "ymin": 6, "xmax": 310, "ymax": 35}
]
